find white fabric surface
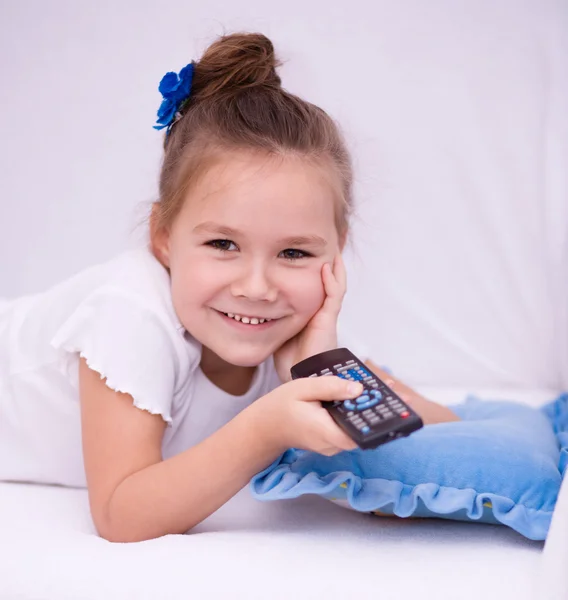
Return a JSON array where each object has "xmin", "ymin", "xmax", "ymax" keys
[{"xmin": 0, "ymin": 387, "xmax": 561, "ymax": 600}]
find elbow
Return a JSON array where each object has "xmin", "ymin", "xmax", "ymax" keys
[
  {"xmin": 91, "ymin": 485, "xmax": 162, "ymax": 543},
  {"xmin": 97, "ymin": 523, "xmax": 196, "ymax": 543},
  {"xmin": 92, "ymin": 503, "xmax": 157, "ymax": 544},
  {"xmin": 95, "ymin": 519, "xmax": 168, "ymax": 543},
  {"xmin": 91, "ymin": 486, "xmax": 200, "ymax": 542},
  {"xmin": 97, "ymin": 529, "xmax": 140, "ymax": 544},
  {"xmin": 93, "ymin": 508, "xmax": 193, "ymax": 543},
  {"xmin": 95, "ymin": 519, "xmax": 149, "ymax": 544}
]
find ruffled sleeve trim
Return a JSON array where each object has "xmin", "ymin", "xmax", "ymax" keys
[{"xmin": 51, "ymin": 289, "xmax": 180, "ymax": 425}]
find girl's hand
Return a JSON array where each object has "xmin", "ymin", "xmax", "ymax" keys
[
  {"xmin": 273, "ymin": 254, "xmax": 347, "ymax": 384},
  {"xmin": 253, "ymin": 375, "xmax": 364, "ymax": 456},
  {"xmin": 364, "ymin": 360, "xmax": 461, "ymax": 425}
]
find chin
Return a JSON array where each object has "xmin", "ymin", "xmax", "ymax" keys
[
  {"xmin": 233, "ymin": 351, "xmax": 273, "ymax": 368},
  {"xmin": 212, "ymin": 345, "xmax": 273, "ymax": 368}
]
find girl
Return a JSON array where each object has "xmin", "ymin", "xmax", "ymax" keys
[{"xmin": 0, "ymin": 33, "xmax": 458, "ymax": 543}]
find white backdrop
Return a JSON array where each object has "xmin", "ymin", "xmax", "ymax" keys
[{"xmin": 1, "ymin": 0, "xmax": 567, "ymax": 390}]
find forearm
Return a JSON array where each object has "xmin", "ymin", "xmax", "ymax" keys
[{"xmin": 99, "ymin": 403, "xmax": 281, "ymax": 543}]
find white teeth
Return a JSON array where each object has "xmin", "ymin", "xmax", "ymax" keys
[{"xmin": 223, "ymin": 312, "xmax": 272, "ymax": 325}]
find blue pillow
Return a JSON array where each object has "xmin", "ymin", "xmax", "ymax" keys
[{"xmin": 251, "ymin": 393, "xmax": 568, "ymax": 540}]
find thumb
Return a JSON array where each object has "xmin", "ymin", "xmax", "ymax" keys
[{"xmin": 281, "ymin": 376, "xmax": 364, "ymax": 403}]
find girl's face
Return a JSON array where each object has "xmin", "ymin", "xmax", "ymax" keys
[{"xmin": 155, "ymin": 151, "xmax": 343, "ymax": 369}]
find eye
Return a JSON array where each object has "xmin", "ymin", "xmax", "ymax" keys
[
  {"xmin": 207, "ymin": 239, "xmax": 238, "ymax": 253},
  {"xmin": 280, "ymin": 248, "xmax": 311, "ymax": 261}
]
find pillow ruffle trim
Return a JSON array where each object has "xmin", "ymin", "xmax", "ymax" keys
[{"xmin": 251, "ymin": 449, "xmax": 553, "ymax": 540}]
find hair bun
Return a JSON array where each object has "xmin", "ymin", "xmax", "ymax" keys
[{"xmin": 192, "ymin": 33, "xmax": 282, "ymax": 100}]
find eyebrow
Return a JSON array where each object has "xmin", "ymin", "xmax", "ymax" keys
[{"xmin": 193, "ymin": 221, "xmax": 328, "ymax": 247}]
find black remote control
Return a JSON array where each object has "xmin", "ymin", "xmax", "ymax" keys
[{"xmin": 291, "ymin": 348, "xmax": 423, "ymax": 450}]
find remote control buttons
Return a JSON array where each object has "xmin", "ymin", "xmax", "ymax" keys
[
  {"xmin": 346, "ymin": 413, "xmax": 366, "ymax": 429},
  {"xmin": 357, "ymin": 399, "xmax": 379, "ymax": 410},
  {"xmin": 337, "ymin": 368, "xmax": 365, "ymax": 381},
  {"xmin": 343, "ymin": 393, "xmax": 385, "ymax": 413}
]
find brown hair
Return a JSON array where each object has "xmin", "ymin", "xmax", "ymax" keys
[{"xmin": 153, "ymin": 32, "xmax": 354, "ymax": 242}]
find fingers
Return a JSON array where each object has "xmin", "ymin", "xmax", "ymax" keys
[
  {"xmin": 273, "ymin": 376, "xmax": 362, "ymax": 456},
  {"xmin": 330, "ymin": 429, "xmax": 359, "ymax": 451},
  {"xmin": 318, "ymin": 433, "xmax": 358, "ymax": 455},
  {"xmin": 322, "ymin": 254, "xmax": 347, "ymax": 306},
  {"xmin": 332, "ymin": 252, "xmax": 347, "ymax": 295},
  {"xmin": 283, "ymin": 376, "xmax": 364, "ymax": 402},
  {"xmin": 319, "ymin": 430, "xmax": 358, "ymax": 455},
  {"xmin": 322, "ymin": 411, "xmax": 359, "ymax": 451}
]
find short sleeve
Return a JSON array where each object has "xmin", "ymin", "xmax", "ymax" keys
[{"xmin": 50, "ymin": 289, "xmax": 179, "ymax": 424}]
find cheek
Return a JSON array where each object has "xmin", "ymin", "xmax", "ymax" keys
[
  {"xmin": 281, "ymin": 268, "xmax": 325, "ymax": 314},
  {"xmin": 169, "ymin": 255, "xmax": 219, "ymax": 308}
]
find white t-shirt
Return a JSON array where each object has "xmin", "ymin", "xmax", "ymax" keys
[{"xmin": 0, "ymin": 246, "xmax": 282, "ymax": 488}]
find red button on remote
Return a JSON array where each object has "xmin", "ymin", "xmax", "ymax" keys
[{"xmin": 401, "ymin": 411, "xmax": 410, "ymax": 418}]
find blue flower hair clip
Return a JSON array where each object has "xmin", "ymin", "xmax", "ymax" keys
[{"xmin": 153, "ymin": 62, "xmax": 195, "ymax": 133}]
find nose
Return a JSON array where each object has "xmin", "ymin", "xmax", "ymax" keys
[{"xmin": 230, "ymin": 260, "xmax": 278, "ymax": 303}]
